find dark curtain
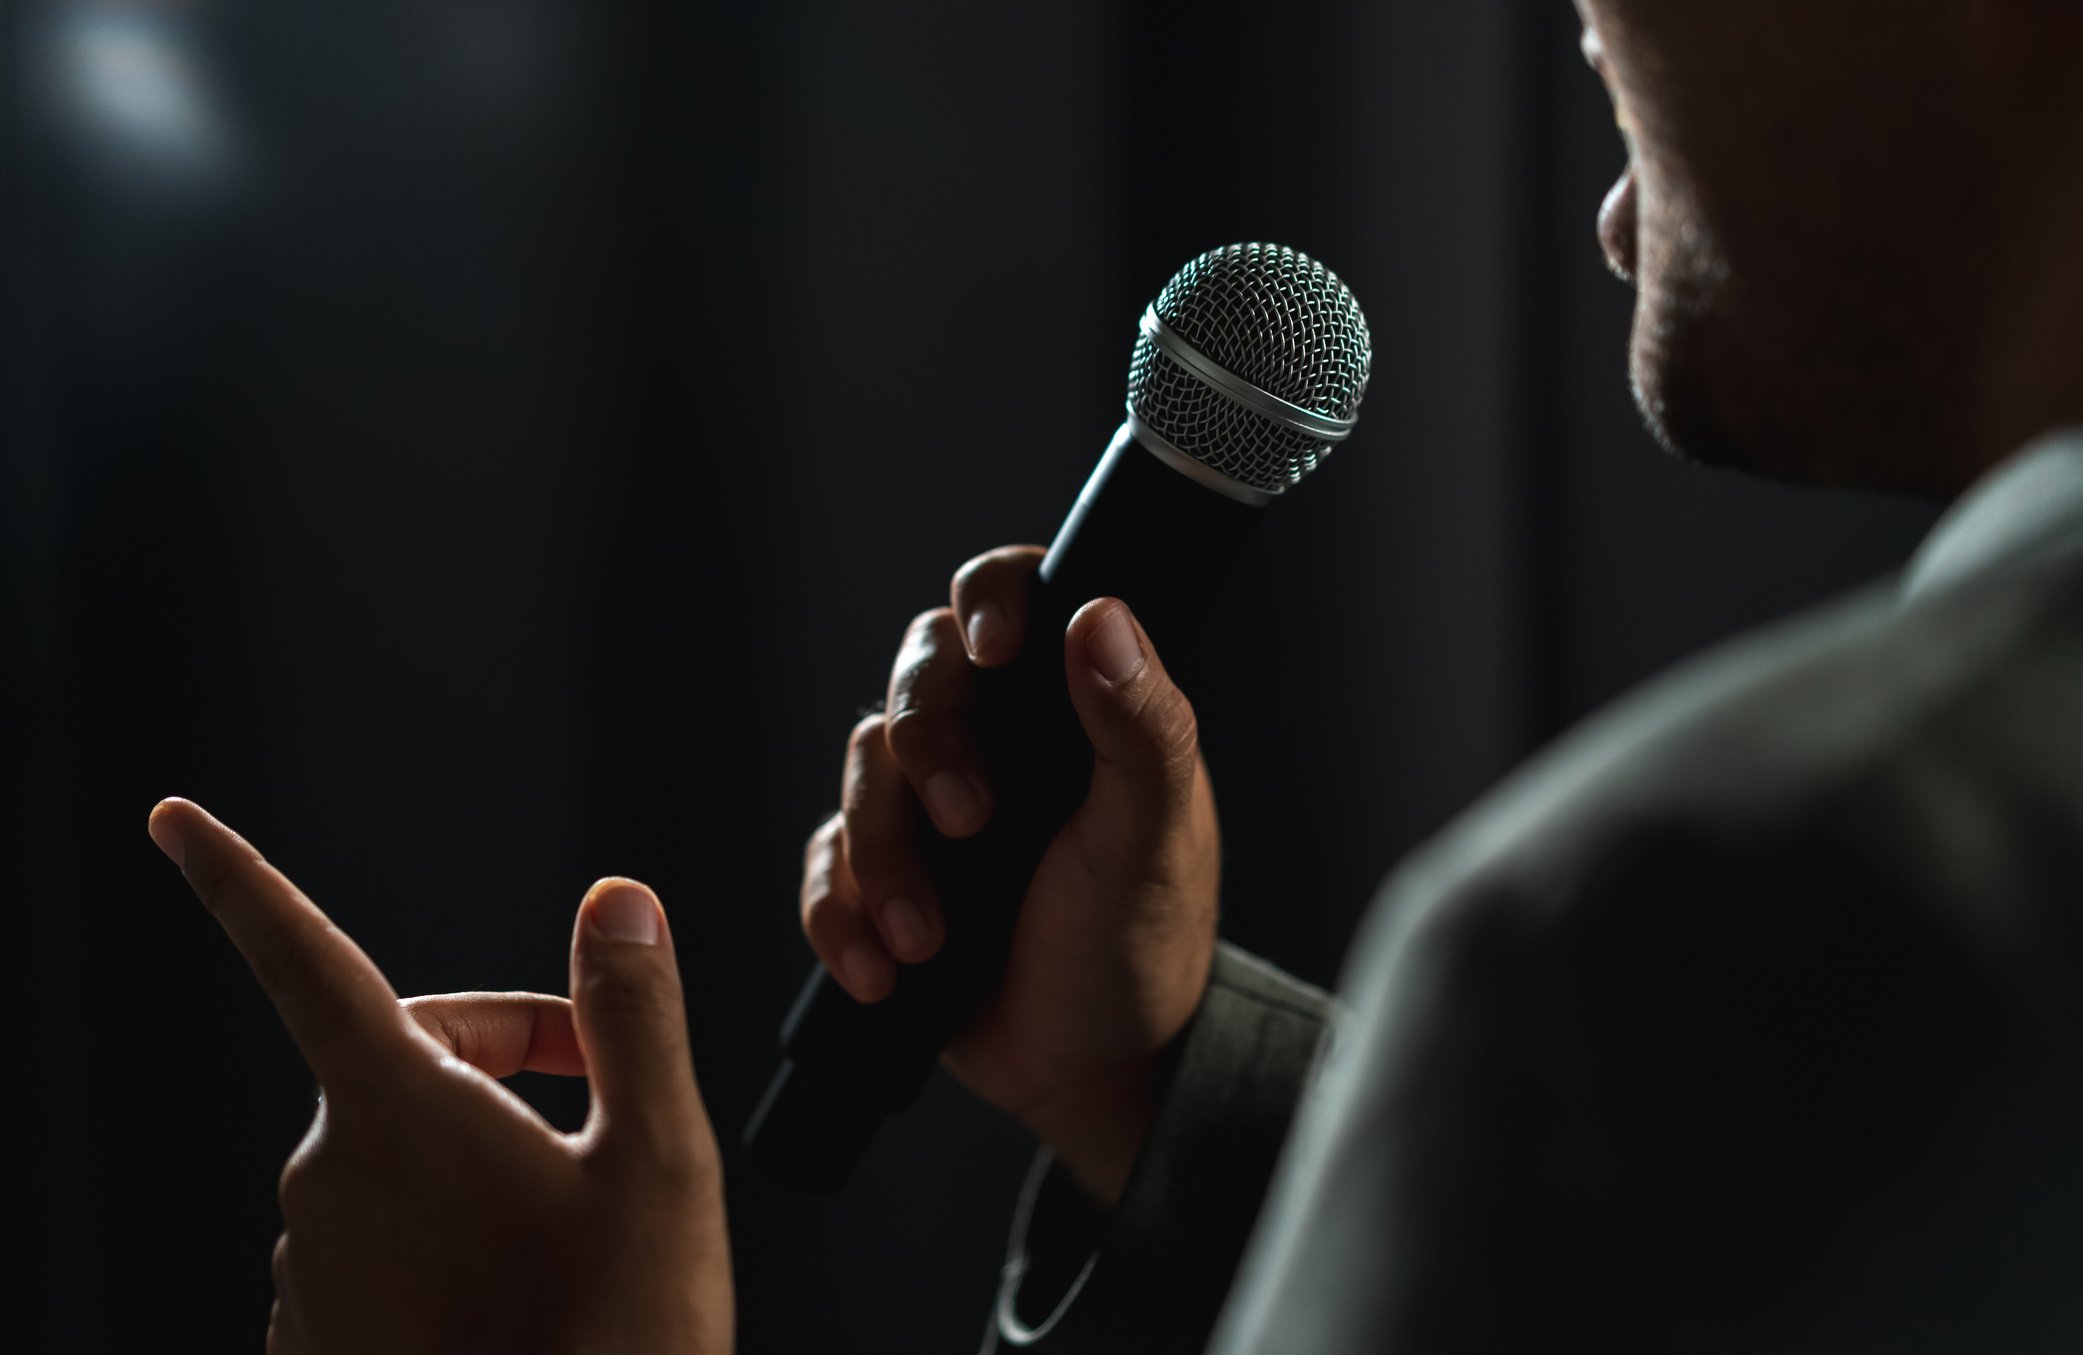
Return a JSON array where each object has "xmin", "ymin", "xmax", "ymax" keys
[{"xmin": 9, "ymin": 2, "xmax": 1936, "ymax": 1350}]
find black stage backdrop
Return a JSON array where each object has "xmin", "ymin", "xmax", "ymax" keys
[{"xmin": 9, "ymin": 2, "xmax": 1938, "ymax": 1351}]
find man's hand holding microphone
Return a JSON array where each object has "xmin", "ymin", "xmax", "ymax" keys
[{"xmin": 797, "ymin": 547, "xmax": 1220, "ymax": 1206}]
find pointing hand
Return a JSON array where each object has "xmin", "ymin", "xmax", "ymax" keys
[{"xmin": 148, "ymin": 798, "xmax": 733, "ymax": 1355}]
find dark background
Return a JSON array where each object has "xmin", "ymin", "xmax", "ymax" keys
[{"xmin": 9, "ymin": 1, "xmax": 1939, "ymax": 1351}]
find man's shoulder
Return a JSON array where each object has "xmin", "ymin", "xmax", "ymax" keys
[
  {"xmin": 1434, "ymin": 538, "xmax": 2083, "ymax": 900},
  {"xmin": 1351, "ymin": 536, "xmax": 2083, "ymax": 1001},
  {"xmin": 1280, "ymin": 541, "xmax": 2083, "ymax": 1355}
]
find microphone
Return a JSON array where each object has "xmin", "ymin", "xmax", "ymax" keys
[{"xmin": 743, "ymin": 242, "xmax": 1373, "ymax": 1192}]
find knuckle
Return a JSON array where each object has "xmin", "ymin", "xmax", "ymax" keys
[
  {"xmin": 847, "ymin": 711, "xmax": 887, "ymax": 756},
  {"xmin": 398, "ymin": 994, "xmax": 446, "ymax": 1034},
  {"xmin": 803, "ymin": 813, "xmax": 842, "ymax": 864},
  {"xmin": 799, "ymin": 888, "xmax": 833, "ymax": 944},
  {"xmin": 840, "ymin": 767, "xmax": 890, "ymax": 832},
  {"xmin": 892, "ymin": 609, "xmax": 977, "ymax": 715},
  {"xmin": 277, "ymin": 1100, "xmax": 346, "ymax": 1221},
  {"xmin": 891, "ymin": 609, "xmax": 956, "ymax": 690},
  {"xmin": 1143, "ymin": 684, "xmax": 1202, "ymax": 777},
  {"xmin": 276, "ymin": 1156, "xmax": 319, "ymax": 1220},
  {"xmin": 841, "ymin": 727, "xmax": 891, "ymax": 816},
  {"xmin": 800, "ymin": 815, "xmax": 843, "ymax": 890},
  {"xmin": 838, "ymin": 807, "xmax": 907, "ymax": 893},
  {"xmin": 800, "ymin": 884, "xmax": 852, "ymax": 950},
  {"xmin": 903, "ymin": 606, "xmax": 950, "ymax": 649},
  {"xmin": 576, "ymin": 967, "xmax": 680, "ymax": 1025},
  {"xmin": 436, "ymin": 1012, "xmax": 483, "ymax": 1069}
]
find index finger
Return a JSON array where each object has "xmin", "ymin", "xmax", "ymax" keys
[{"xmin": 148, "ymin": 798, "xmax": 416, "ymax": 1090}]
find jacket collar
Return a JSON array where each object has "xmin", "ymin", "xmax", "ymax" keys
[{"xmin": 1902, "ymin": 425, "xmax": 2083, "ymax": 601}]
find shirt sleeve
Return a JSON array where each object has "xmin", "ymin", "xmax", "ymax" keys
[{"xmin": 983, "ymin": 941, "xmax": 1338, "ymax": 1355}]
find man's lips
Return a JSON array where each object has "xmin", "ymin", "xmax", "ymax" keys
[{"xmin": 1600, "ymin": 164, "xmax": 1639, "ymax": 283}]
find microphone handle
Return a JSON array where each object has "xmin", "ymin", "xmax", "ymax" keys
[{"xmin": 743, "ymin": 422, "xmax": 1263, "ymax": 1192}]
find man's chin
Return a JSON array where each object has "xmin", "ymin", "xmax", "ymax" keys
[
  {"xmin": 1621, "ymin": 257, "xmax": 1833, "ymax": 487},
  {"xmin": 1628, "ymin": 334, "xmax": 1849, "ymax": 489},
  {"xmin": 1630, "ymin": 348, "xmax": 1750, "ymax": 475}
]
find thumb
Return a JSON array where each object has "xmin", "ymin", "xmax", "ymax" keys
[
  {"xmin": 569, "ymin": 878, "xmax": 710, "ymax": 1170},
  {"xmin": 1062, "ymin": 599, "xmax": 1202, "ymax": 865}
]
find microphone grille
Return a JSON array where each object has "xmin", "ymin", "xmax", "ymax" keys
[{"xmin": 1127, "ymin": 243, "xmax": 1372, "ymax": 496}]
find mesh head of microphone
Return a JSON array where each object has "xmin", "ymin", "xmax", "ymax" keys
[{"xmin": 1127, "ymin": 242, "xmax": 1373, "ymax": 496}]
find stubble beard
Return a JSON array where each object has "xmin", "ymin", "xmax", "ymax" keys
[{"xmin": 1619, "ymin": 157, "xmax": 1984, "ymax": 499}]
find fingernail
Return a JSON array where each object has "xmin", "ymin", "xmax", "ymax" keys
[
  {"xmin": 148, "ymin": 802, "xmax": 186, "ymax": 868},
  {"xmin": 924, "ymin": 771, "xmax": 987, "ymax": 835},
  {"xmin": 841, "ymin": 945, "xmax": 888, "ymax": 998},
  {"xmin": 965, "ymin": 602, "xmax": 1007, "ymax": 663},
  {"xmin": 1087, "ymin": 604, "xmax": 1145, "ymax": 685},
  {"xmin": 587, "ymin": 880, "xmax": 661, "ymax": 945},
  {"xmin": 882, "ymin": 897, "xmax": 932, "ymax": 959}
]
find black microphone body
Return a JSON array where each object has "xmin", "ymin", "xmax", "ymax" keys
[{"xmin": 743, "ymin": 421, "xmax": 1261, "ymax": 1192}]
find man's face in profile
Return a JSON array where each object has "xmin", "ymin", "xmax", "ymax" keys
[{"xmin": 1575, "ymin": 0, "xmax": 2033, "ymax": 495}]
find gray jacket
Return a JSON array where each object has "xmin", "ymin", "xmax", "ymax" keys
[{"xmin": 990, "ymin": 427, "xmax": 2083, "ymax": 1354}]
